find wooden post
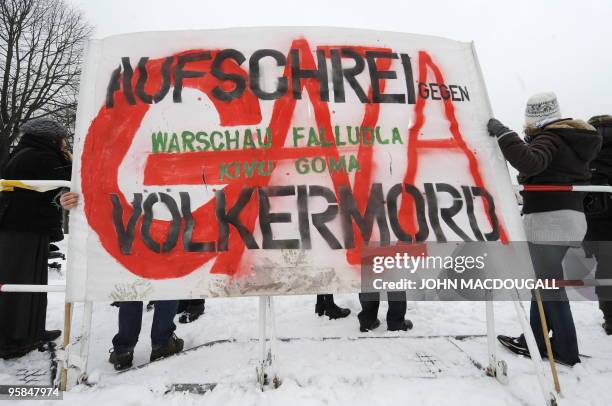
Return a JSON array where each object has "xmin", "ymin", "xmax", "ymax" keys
[
  {"xmin": 60, "ymin": 302, "xmax": 72, "ymax": 391},
  {"xmin": 535, "ymin": 289, "xmax": 561, "ymax": 394}
]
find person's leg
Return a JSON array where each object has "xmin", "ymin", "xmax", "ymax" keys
[
  {"xmin": 151, "ymin": 300, "xmax": 178, "ymax": 347},
  {"xmin": 528, "ymin": 301, "xmax": 546, "ymax": 356},
  {"xmin": 0, "ymin": 230, "xmax": 49, "ymax": 350},
  {"xmin": 594, "ymin": 243, "xmax": 612, "ymax": 326},
  {"xmin": 386, "ymin": 291, "xmax": 407, "ymax": 330},
  {"xmin": 358, "ymin": 292, "xmax": 380, "ymax": 329},
  {"xmin": 546, "ymin": 301, "xmax": 580, "ymax": 364},
  {"xmin": 112, "ymin": 301, "xmax": 143, "ymax": 353},
  {"xmin": 527, "ymin": 243, "xmax": 579, "ymax": 364}
]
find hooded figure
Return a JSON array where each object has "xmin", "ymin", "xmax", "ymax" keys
[
  {"xmin": 0, "ymin": 118, "xmax": 72, "ymax": 359},
  {"xmin": 583, "ymin": 115, "xmax": 612, "ymax": 333},
  {"xmin": 488, "ymin": 92, "xmax": 602, "ymax": 366}
]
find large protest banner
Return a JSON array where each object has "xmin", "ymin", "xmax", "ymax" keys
[{"xmin": 66, "ymin": 27, "xmax": 526, "ymax": 302}]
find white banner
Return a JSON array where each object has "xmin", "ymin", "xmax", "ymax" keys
[{"xmin": 66, "ymin": 27, "xmax": 526, "ymax": 302}]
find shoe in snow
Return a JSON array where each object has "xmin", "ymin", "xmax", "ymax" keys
[
  {"xmin": 603, "ymin": 321, "xmax": 612, "ymax": 335},
  {"xmin": 179, "ymin": 307, "xmax": 204, "ymax": 324},
  {"xmin": 109, "ymin": 349, "xmax": 134, "ymax": 371},
  {"xmin": 360, "ymin": 319, "xmax": 381, "ymax": 332},
  {"xmin": 316, "ymin": 295, "xmax": 350, "ymax": 319},
  {"xmin": 388, "ymin": 319, "xmax": 413, "ymax": 331},
  {"xmin": 497, "ymin": 335, "xmax": 530, "ymax": 357},
  {"xmin": 150, "ymin": 334, "xmax": 184, "ymax": 362},
  {"xmin": 324, "ymin": 304, "xmax": 351, "ymax": 320}
]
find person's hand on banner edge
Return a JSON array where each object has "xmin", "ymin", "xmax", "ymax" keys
[
  {"xmin": 487, "ymin": 118, "xmax": 516, "ymax": 139},
  {"xmin": 60, "ymin": 191, "xmax": 79, "ymax": 209}
]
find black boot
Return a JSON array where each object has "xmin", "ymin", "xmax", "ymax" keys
[
  {"xmin": 603, "ymin": 321, "xmax": 612, "ymax": 335},
  {"xmin": 109, "ymin": 349, "xmax": 134, "ymax": 371},
  {"xmin": 316, "ymin": 295, "xmax": 350, "ymax": 320},
  {"xmin": 179, "ymin": 301, "xmax": 205, "ymax": 324},
  {"xmin": 388, "ymin": 319, "xmax": 413, "ymax": 331},
  {"xmin": 359, "ymin": 318, "xmax": 381, "ymax": 332},
  {"xmin": 315, "ymin": 295, "xmax": 325, "ymax": 316},
  {"xmin": 150, "ymin": 334, "xmax": 184, "ymax": 362},
  {"xmin": 599, "ymin": 300, "xmax": 612, "ymax": 334}
]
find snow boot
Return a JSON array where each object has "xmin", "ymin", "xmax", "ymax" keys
[
  {"xmin": 388, "ymin": 319, "xmax": 413, "ymax": 331},
  {"xmin": 150, "ymin": 334, "xmax": 184, "ymax": 362},
  {"xmin": 315, "ymin": 295, "xmax": 351, "ymax": 320},
  {"xmin": 109, "ymin": 349, "xmax": 134, "ymax": 371},
  {"xmin": 178, "ymin": 300, "xmax": 205, "ymax": 324},
  {"xmin": 359, "ymin": 318, "xmax": 381, "ymax": 332},
  {"xmin": 602, "ymin": 321, "xmax": 612, "ymax": 335}
]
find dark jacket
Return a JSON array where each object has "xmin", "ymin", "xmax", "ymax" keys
[
  {"xmin": 584, "ymin": 115, "xmax": 612, "ymax": 223},
  {"xmin": 498, "ymin": 119, "xmax": 602, "ymax": 214},
  {"xmin": 0, "ymin": 134, "xmax": 71, "ymax": 238}
]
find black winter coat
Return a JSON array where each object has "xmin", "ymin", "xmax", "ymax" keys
[
  {"xmin": 498, "ymin": 119, "xmax": 602, "ymax": 214},
  {"xmin": 584, "ymin": 116, "xmax": 612, "ymax": 235},
  {"xmin": 0, "ymin": 134, "xmax": 71, "ymax": 238}
]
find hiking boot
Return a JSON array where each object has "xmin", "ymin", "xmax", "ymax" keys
[
  {"xmin": 359, "ymin": 318, "xmax": 381, "ymax": 332},
  {"xmin": 108, "ymin": 349, "xmax": 134, "ymax": 371},
  {"xmin": 150, "ymin": 334, "xmax": 184, "ymax": 362}
]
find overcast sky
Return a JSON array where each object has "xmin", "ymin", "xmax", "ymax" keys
[{"xmin": 67, "ymin": 0, "xmax": 612, "ymax": 132}]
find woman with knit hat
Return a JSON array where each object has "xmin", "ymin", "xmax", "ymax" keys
[
  {"xmin": 487, "ymin": 92, "xmax": 602, "ymax": 366},
  {"xmin": 0, "ymin": 118, "xmax": 72, "ymax": 359}
]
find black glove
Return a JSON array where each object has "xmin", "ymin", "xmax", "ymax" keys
[{"xmin": 487, "ymin": 118, "xmax": 514, "ymax": 138}]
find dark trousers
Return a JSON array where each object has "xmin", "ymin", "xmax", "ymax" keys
[
  {"xmin": 585, "ymin": 220, "xmax": 612, "ymax": 320},
  {"xmin": 527, "ymin": 243, "xmax": 579, "ymax": 365},
  {"xmin": 0, "ymin": 230, "xmax": 49, "ymax": 347},
  {"xmin": 358, "ymin": 291, "xmax": 406, "ymax": 330},
  {"xmin": 112, "ymin": 300, "xmax": 178, "ymax": 353},
  {"xmin": 584, "ymin": 240, "xmax": 612, "ymax": 320}
]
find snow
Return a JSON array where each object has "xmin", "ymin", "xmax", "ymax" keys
[{"xmin": 3, "ymin": 243, "xmax": 612, "ymax": 406}]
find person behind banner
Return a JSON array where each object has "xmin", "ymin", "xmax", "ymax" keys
[
  {"xmin": 0, "ymin": 118, "xmax": 72, "ymax": 359},
  {"xmin": 60, "ymin": 192, "xmax": 185, "ymax": 370},
  {"xmin": 583, "ymin": 115, "xmax": 612, "ymax": 334},
  {"xmin": 315, "ymin": 294, "xmax": 350, "ymax": 320},
  {"xmin": 176, "ymin": 299, "xmax": 205, "ymax": 324},
  {"xmin": 488, "ymin": 92, "xmax": 602, "ymax": 366}
]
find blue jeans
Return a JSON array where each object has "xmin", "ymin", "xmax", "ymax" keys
[
  {"xmin": 527, "ymin": 243, "xmax": 580, "ymax": 365},
  {"xmin": 112, "ymin": 301, "xmax": 178, "ymax": 353}
]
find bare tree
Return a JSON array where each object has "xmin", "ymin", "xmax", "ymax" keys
[{"xmin": 0, "ymin": 0, "xmax": 91, "ymax": 171}]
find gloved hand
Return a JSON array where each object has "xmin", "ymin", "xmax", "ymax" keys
[{"xmin": 487, "ymin": 118, "xmax": 514, "ymax": 138}]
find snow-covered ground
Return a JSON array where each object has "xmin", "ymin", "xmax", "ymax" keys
[{"xmin": 2, "ymin": 244, "xmax": 612, "ymax": 406}]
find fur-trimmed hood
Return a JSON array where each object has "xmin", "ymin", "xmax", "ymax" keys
[
  {"xmin": 524, "ymin": 118, "xmax": 601, "ymax": 162},
  {"xmin": 588, "ymin": 115, "xmax": 612, "ymax": 128}
]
